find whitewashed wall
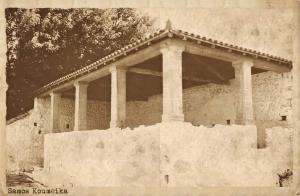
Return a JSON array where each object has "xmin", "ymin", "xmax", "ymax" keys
[
  {"xmin": 37, "ymin": 123, "xmax": 292, "ymax": 187},
  {"xmin": 6, "ymin": 70, "xmax": 293, "ymax": 171}
]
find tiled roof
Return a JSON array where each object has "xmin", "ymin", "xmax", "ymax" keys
[
  {"xmin": 6, "ymin": 111, "xmax": 30, "ymax": 125},
  {"xmin": 34, "ymin": 23, "xmax": 292, "ymax": 96}
]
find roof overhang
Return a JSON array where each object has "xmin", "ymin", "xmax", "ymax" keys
[{"xmin": 34, "ymin": 27, "xmax": 292, "ymax": 97}]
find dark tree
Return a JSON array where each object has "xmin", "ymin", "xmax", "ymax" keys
[{"xmin": 5, "ymin": 8, "xmax": 154, "ymax": 119}]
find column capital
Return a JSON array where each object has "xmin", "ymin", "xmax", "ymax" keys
[
  {"xmin": 74, "ymin": 81, "xmax": 89, "ymax": 87},
  {"xmin": 50, "ymin": 91, "xmax": 61, "ymax": 95},
  {"xmin": 160, "ymin": 40, "xmax": 185, "ymax": 54},
  {"xmin": 232, "ymin": 59, "xmax": 254, "ymax": 69},
  {"xmin": 50, "ymin": 91, "xmax": 61, "ymax": 99},
  {"xmin": 109, "ymin": 65, "xmax": 128, "ymax": 73}
]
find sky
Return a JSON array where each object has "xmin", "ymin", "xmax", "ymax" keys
[{"xmin": 139, "ymin": 7, "xmax": 294, "ymax": 60}]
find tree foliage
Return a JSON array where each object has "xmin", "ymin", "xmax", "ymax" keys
[{"xmin": 5, "ymin": 8, "xmax": 154, "ymax": 119}]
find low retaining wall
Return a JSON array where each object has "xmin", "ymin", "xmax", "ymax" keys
[
  {"xmin": 6, "ymin": 111, "xmax": 44, "ymax": 172},
  {"xmin": 36, "ymin": 122, "xmax": 292, "ymax": 187}
]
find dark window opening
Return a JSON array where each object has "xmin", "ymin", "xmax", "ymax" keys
[
  {"xmin": 281, "ymin": 116, "xmax": 287, "ymax": 121},
  {"xmin": 227, "ymin": 120, "xmax": 231, "ymax": 125},
  {"xmin": 164, "ymin": 175, "xmax": 169, "ymax": 184},
  {"xmin": 34, "ymin": 122, "xmax": 37, "ymax": 126},
  {"xmin": 66, "ymin": 124, "xmax": 70, "ymax": 129}
]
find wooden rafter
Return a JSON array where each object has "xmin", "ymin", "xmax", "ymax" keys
[{"xmin": 190, "ymin": 55, "xmax": 228, "ymax": 82}]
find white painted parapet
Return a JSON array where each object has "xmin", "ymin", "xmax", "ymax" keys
[{"xmin": 39, "ymin": 122, "xmax": 292, "ymax": 187}]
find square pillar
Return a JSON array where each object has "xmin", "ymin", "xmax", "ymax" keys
[
  {"xmin": 74, "ymin": 82, "xmax": 88, "ymax": 131},
  {"xmin": 110, "ymin": 66, "xmax": 127, "ymax": 128},
  {"xmin": 50, "ymin": 92, "xmax": 61, "ymax": 132},
  {"xmin": 233, "ymin": 60, "xmax": 254, "ymax": 125},
  {"xmin": 160, "ymin": 41, "xmax": 185, "ymax": 122},
  {"xmin": 34, "ymin": 97, "xmax": 43, "ymax": 113}
]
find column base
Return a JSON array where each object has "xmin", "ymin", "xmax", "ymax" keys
[
  {"xmin": 162, "ymin": 113, "xmax": 184, "ymax": 122},
  {"xmin": 74, "ymin": 125, "xmax": 87, "ymax": 131},
  {"xmin": 110, "ymin": 120, "xmax": 125, "ymax": 128}
]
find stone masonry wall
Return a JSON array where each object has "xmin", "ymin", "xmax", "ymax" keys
[
  {"xmin": 6, "ymin": 98, "xmax": 110, "ymax": 171},
  {"xmin": 32, "ymin": 70, "xmax": 294, "ymax": 131},
  {"xmin": 6, "ymin": 112, "xmax": 44, "ymax": 172},
  {"xmin": 253, "ymin": 71, "xmax": 293, "ymax": 146},
  {"xmin": 33, "ymin": 97, "xmax": 110, "ymax": 133},
  {"xmin": 6, "ymin": 70, "xmax": 293, "ymax": 171},
  {"xmin": 126, "ymin": 71, "xmax": 293, "ymax": 129},
  {"xmin": 57, "ymin": 98, "xmax": 110, "ymax": 132}
]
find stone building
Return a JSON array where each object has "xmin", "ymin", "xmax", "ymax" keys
[
  {"xmin": 6, "ymin": 22, "xmax": 294, "ymax": 188},
  {"xmin": 32, "ymin": 21, "xmax": 292, "ymax": 131}
]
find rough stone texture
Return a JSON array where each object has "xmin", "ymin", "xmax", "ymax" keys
[
  {"xmin": 36, "ymin": 97, "xmax": 110, "ymax": 132},
  {"xmin": 34, "ymin": 97, "xmax": 51, "ymax": 134},
  {"xmin": 33, "ymin": 122, "xmax": 292, "ymax": 187},
  {"xmin": 86, "ymin": 100, "xmax": 110, "ymax": 130},
  {"xmin": 1, "ymin": 1, "xmax": 297, "ymax": 194},
  {"xmin": 127, "ymin": 71, "xmax": 293, "ymax": 129},
  {"xmin": 126, "ymin": 96, "xmax": 162, "ymax": 127},
  {"xmin": 253, "ymin": 71, "xmax": 293, "ymax": 123},
  {"xmin": 6, "ymin": 98, "xmax": 110, "ymax": 171},
  {"xmin": 6, "ymin": 111, "xmax": 44, "ymax": 172},
  {"xmin": 253, "ymin": 71, "xmax": 293, "ymax": 147},
  {"xmin": 6, "ymin": 70, "xmax": 293, "ymax": 171}
]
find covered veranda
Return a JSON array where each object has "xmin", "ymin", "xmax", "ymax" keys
[{"xmin": 34, "ymin": 22, "xmax": 292, "ymax": 132}]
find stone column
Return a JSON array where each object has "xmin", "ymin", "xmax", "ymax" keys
[
  {"xmin": 33, "ymin": 97, "xmax": 43, "ymax": 113},
  {"xmin": 233, "ymin": 60, "xmax": 254, "ymax": 125},
  {"xmin": 110, "ymin": 66, "xmax": 127, "ymax": 128},
  {"xmin": 160, "ymin": 41, "xmax": 185, "ymax": 122},
  {"xmin": 50, "ymin": 92, "xmax": 61, "ymax": 132},
  {"xmin": 74, "ymin": 82, "xmax": 88, "ymax": 131}
]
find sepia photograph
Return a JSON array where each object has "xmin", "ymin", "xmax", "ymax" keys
[{"xmin": 1, "ymin": 0, "xmax": 300, "ymax": 195}]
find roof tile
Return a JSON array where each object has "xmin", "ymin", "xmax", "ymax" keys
[{"xmin": 34, "ymin": 27, "xmax": 292, "ymax": 96}]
